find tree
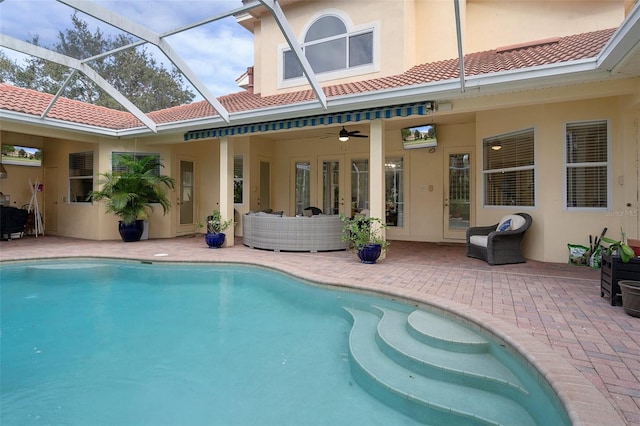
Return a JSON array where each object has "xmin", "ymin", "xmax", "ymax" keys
[{"xmin": 0, "ymin": 13, "xmax": 195, "ymax": 113}]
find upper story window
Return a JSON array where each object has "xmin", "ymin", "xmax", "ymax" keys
[
  {"xmin": 483, "ymin": 129, "xmax": 535, "ymax": 207},
  {"xmin": 283, "ymin": 15, "xmax": 374, "ymax": 81},
  {"xmin": 564, "ymin": 120, "xmax": 609, "ymax": 209}
]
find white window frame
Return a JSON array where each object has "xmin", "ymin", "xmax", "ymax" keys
[
  {"xmin": 563, "ymin": 120, "xmax": 610, "ymax": 211},
  {"xmin": 278, "ymin": 11, "xmax": 379, "ymax": 89}
]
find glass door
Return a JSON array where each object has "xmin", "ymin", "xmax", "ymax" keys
[
  {"xmin": 444, "ymin": 150, "xmax": 472, "ymax": 239},
  {"xmin": 322, "ymin": 160, "xmax": 340, "ymax": 215},
  {"xmin": 294, "ymin": 161, "xmax": 311, "ymax": 216},
  {"xmin": 179, "ymin": 159, "xmax": 194, "ymax": 226},
  {"xmin": 350, "ymin": 158, "xmax": 369, "ymax": 217}
]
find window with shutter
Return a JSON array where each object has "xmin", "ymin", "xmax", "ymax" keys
[
  {"xmin": 565, "ymin": 120, "xmax": 608, "ymax": 209},
  {"xmin": 69, "ymin": 152, "xmax": 94, "ymax": 203},
  {"xmin": 112, "ymin": 152, "xmax": 160, "ymax": 177},
  {"xmin": 483, "ymin": 129, "xmax": 535, "ymax": 207}
]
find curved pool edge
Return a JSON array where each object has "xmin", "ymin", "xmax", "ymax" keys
[{"xmin": 0, "ymin": 255, "xmax": 625, "ymax": 426}]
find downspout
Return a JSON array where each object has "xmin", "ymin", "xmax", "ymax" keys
[{"xmin": 454, "ymin": 0, "xmax": 466, "ymax": 93}]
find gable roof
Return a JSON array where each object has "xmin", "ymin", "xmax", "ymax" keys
[{"xmin": 0, "ymin": 28, "xmax": 622, "ymax": 134}]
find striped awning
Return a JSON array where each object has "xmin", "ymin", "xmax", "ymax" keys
[{"xmin": 183, "ymin": 101, "xmax": 432, "ymax": 141}]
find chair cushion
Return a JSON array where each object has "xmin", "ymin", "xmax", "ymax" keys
[
  {"xmin": 469, "ymin": 235, "xmax": 488, "ymax": 247},
  {"xmin": 497, "ymin": 214, "xmax": 525, "ymax": 231},
  {"xmin": 497, "ymin": 218, "xmax": 512, "ymax": 232}
]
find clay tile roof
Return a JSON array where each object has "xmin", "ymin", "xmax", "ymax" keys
[
  {"xmin": 0, "ymin": 83, "xmax": 144, "ymax": 129},
  {"xmin": 0, "ymin": 28, "xmax": 617, "ymax": 131}
]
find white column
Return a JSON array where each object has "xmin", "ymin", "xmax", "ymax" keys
[
  {"xmin": 369, "ymin": 119, "xmax": 386, "ymax": 239},
  {"xmin": 219, "ymin": 136, "xmax": 235, "ymax": 246}
]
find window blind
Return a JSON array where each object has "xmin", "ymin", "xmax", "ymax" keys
[
  {"xmin": 565, "ymin": 121, "xmax": 608, "ymax": 208},
  {"xmin": 483, "ymin": 129, "xmax": 535, "ymax": 207}
]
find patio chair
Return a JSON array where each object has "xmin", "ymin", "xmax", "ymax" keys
[
  {"xmin": 466, "ymin": 213, "xmax": 532, "ymax": 265},
  {"xmin": 303, "ymin": 206, "xmax": 323, "ymax": 216}
]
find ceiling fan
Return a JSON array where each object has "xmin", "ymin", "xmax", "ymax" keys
[{"xmin": 338, "ymin": 126, "xmax": 368, "ymax": 141}]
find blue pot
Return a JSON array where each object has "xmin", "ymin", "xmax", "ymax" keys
[
  {"xmin": 357, "ymin": 243, "xmax": 382, "ymax": 264},
  {"xmin": 205, "ymin": 232, "xmax": 226, "ymax": 248},
  {"xmin": 118, "ymin": 220, "xmax": 144, "ymax": 242}
]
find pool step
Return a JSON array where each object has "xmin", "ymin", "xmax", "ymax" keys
[
  {"xmin": 407, "ymin": 308, "xmax": 489, "ymax": 353},
  {"xmin": 345, "ymin": 307, "xmax": 536, "ymax": 426}
]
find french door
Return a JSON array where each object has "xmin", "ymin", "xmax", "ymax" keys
[
  {"xmin": 177, "ymin": 158, "xmax": 195, "ymax": 234},
  {"xmin": 444, "ymin": 149, "xmax": 473, "ymax": 240}
]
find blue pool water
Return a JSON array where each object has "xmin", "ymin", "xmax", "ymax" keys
[{"xmin": 1, "ymin": 260, "xmax": 569, "ymax": 425}]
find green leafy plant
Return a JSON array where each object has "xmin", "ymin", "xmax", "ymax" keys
[
  {"xmin": 205, "ymin": 210, "xmax": 233, "ymax": 234},
  {"xmin": 340, "ymin": 214, "xmax": 389, "ymax": 252},
  {"xmin": 602, "ymin": 228, "xmax": 635, "ymax": 263},
  {"xmin": 89, "ymin": 154, "xmax": 175, "ymax": 224}
]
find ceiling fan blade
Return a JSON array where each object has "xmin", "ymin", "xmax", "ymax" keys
[{"xmin": 350, "ymin": 134, "xmax": 368, "ymax": 138}]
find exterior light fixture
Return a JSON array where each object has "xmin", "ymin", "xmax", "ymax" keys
[{"xmin": 338, "ymin": 127, "xmax": 350, "ymax": 142}]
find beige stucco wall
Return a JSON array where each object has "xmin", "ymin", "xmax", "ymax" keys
[
  {"xmin": 249, "ymin": 0, "xmax": 626, "ymax": 96},
  {"xmin": 465, "ymin": 1, "xmax": 625, "ymax": 55},
  {"xmin": 475, "ymin": 95, "xmax": 639, "ymax": 263},
  {"xmin": 254, "ymin": 0, "xmax": 407, "ymax": 96}
]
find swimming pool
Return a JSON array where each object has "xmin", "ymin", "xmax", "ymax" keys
[{"xmin": 1, "ymin": 260, "xmax": 569, "ymax": 425}]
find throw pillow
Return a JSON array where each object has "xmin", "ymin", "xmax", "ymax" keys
[{"xmin": 498, "ymin": 218, "xmax": 512, "ymax": 232}]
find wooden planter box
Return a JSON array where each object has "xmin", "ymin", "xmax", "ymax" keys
[{"xmin": 601, "ymin": 254, "xmax": 640, "ymax": 306}]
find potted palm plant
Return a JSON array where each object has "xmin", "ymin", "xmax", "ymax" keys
[
  {"xmin": 203, "ymin": 209, "xmax": 233, "ymax": 248},
  {"xmin": 89, "ymin": 155, "xmax": 175, "ymax": 242},
  {"xmin": 340, "ymin": 214, "xmax": 389, "ymax": 264}
]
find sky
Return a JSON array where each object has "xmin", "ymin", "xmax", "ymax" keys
[{"xmin": 0, "ymin": 0, "xmax": 255, "ymax": 99}]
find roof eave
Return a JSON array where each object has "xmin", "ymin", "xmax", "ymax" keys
[
  {"xmin": 597, "ymin": 1, "xmax": 640, "ymax": 73},
  {"xmin": 169, "ymin": 59, "xmax": 611, "ymax": 133},
  {"xmin": 0, "ymin": 110, "xmax": 122, "ymax": 137}
]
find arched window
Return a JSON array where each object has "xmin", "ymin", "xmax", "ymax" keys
[{"xmin": 283, "ymin": 15, "xmax": 373, "ymax": 80}]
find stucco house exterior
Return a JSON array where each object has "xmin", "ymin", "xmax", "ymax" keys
[{"xmin": 1, "ymin": 0, "xmax": 639, "ymax": 263}]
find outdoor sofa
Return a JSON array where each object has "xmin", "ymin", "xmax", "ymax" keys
[{"xmin": 242, "ymin": 211, "xmax": 347, "ymax": 252}]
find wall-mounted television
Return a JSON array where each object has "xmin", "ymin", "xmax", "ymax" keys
[{"xmin": 401, "ymin": 124, "xmax": 437, "ymax": 149}]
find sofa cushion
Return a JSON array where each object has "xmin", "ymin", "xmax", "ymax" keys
[{"xmin": 469, "ymin": 235, "xmax": 488, "ymax": 247}]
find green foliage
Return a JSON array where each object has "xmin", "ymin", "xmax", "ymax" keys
[
  {"xmin": 89, "ymin": 154, "xmax": 175, "ymax": 224},
  {"xmin": 204, "ymin": 210, "xmax": 233, "ymax": 234},
  {"xmin": 340, "ymin": 214, "xmax": 389, "ymax": 252},
  {"xmin": 602, "ymin": 228, "xmax": 635, "ymax": 263},
  {"xmin": 1, "ymin": 13, "xmax": 194, "ymax": 113}
]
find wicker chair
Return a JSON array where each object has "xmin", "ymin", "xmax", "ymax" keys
[{"xmin": 466, "ymin": 213, "xmax": 532, "ymax": 265}]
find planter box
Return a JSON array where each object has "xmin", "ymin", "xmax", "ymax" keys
[{"xmin": 601, "ymin": 254, "xmax": 640, "ymax": 306}]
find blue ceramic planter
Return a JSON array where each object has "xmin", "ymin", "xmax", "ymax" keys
[
  {"xmin": 118, "ymin": 220, "xmax": 144, "ymax": 242},
  {"xmin": 205, "ymin": 232, "xmax": 226, "ymax": 248},
  {"xmin": 357, "ymin": 243, "xmax": 382, "ymax": 264}
]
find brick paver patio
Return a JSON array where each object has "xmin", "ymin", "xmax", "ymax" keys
[{"xmin": 1, "ymin": 235, "xmax": 638, "ymax": 425}]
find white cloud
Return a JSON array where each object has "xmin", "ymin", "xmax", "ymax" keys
[{"xmin": 0, "ymin": 0, "xmax": 254, "ymax": 97}]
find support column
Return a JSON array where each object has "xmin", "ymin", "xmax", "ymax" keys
[
  {"xmin": 219, "ymin": 136, "xmax": 235, "ymax": 246},
  {"xmin": 369, "ymin": 119, "xmax": 386, "ymax": 239}
]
